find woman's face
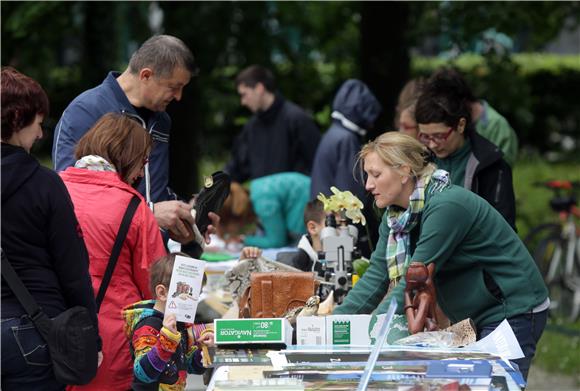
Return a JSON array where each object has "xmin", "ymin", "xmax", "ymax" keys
[
  {"xmin": 417, "ymin": 121, "xmax": 465, "ymax": 159},
  {"xmin": 128, "ymin": 154, "xmax": 148, "ymax": 186},
  {"xmin": 364, "ymin": 151, "xmax": 410, "ymax": 209},
  {"xmin": 8, "ymin": 114, "xmax": 44, "ymax": 152},
  {"xmin": 398, "ymin": 108, "xmax": 418, "ymax": 139}
]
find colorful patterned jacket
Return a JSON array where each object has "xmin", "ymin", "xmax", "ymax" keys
[{"xmin": 123, "ymin": 300, "xmax": 211, "ymax": 391}]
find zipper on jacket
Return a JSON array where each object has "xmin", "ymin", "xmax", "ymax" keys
[{"xmin": 494, "ymin": 169, "xmax": 503, "ymax": 204}]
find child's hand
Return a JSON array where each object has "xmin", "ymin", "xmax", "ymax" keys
[
  {"xmin": 198, "ymin": 331, "xmax": 215, "ymax": 347},
  {"xmin": 163, "ymin": 312, "xmax": 178, "ymax": 334},
  {"xmin": 240, "ymin": 246, "xmax": 262, "ymax": 260}
]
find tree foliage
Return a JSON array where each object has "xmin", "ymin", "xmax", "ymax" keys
[{"xmin": 2, "ymin": 1, "xmax": 578, "ymax": 193}]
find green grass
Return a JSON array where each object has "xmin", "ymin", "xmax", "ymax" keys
[{"xmin": 534, "ymin": 317, "xmax": 580, "ymax": 384}]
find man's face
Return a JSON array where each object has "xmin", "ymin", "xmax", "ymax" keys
[
  {"xmin": 237, "ymin": 83, "xmax": 263, "ymax": 113},
  {"xmin": 141, "ymin": 66, "xmax": 191, "ymax": 112}
]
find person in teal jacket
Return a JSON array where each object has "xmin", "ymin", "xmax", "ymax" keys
[
  {"xmin": 238, "ymin": 172, "xmax": 310, "ymax": 248},
  {"xmin": 333, "ymin": 132, "xmax": 548, "ymax": 381}
]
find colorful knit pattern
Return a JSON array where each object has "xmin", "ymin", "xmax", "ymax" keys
[
  {"xmin": 385, "ymin": 169, "xmax": 450, "ymax": 280},
  {"xmin": 122, "ymin": 300, "xmax": 206, "ymax": 391}
]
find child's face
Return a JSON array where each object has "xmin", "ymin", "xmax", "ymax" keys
[{"xmin": 308, "ymin": 217, "xmax": 326, "ymax": 240}]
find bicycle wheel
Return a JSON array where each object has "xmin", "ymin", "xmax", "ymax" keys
[
  {"xmin": 524, "ymin": 223, "xmax": 561, "ymax": 246},
  {"xmin": 531, "ymin": 230, "xmax": 562, "ymax": 280},
  {"xmin": 548, "ymin": 279, "xmax": 578, "ymax": 321}
]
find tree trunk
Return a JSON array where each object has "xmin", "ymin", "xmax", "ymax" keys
[{"xmin": 360, "ymin": 2, "xmax": 410, "ymax": 139}]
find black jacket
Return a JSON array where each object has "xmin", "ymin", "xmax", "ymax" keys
[
  {"xmin": 225, "ymin": 94, "xmax": 320, "ymax": 183},
  {"xmin": 1, "ymin": 144, "xmax": 100, "ymax": 344},
  {"xmin": 466, "ymin": 132, "xmax": 516, "ymax": 229}
]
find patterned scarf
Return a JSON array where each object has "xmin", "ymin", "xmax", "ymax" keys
[
  {"xmin": 385, "ymin": 169, "xmax": 450, "ymax": 280},
  {"xmin": 74, "ymin": 155, "xmax": 116, "ymax": 172}
]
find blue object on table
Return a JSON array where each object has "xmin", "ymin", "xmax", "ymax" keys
[{"xmin": 426, "ymin": 360, "xmax": 492, "ymax": 378}]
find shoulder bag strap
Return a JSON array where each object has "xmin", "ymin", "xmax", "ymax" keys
[
  {"xmin": 95, "ymin": 195, "xmax": 141, "ymax": 312},
  {"xmin": 1, "ymin": 249, "xmax": 52, "ymax": 339}
]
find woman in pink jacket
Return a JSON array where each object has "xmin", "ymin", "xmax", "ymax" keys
[{"xmin": 60, "ymin": 113, "xmax": 167, "ymax": 390}]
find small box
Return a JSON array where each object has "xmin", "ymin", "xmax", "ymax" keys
[
  {"xmin": 214, "ymin": 318, "xmax": 293, "ymax": 346},
  {"xmin": 296, "ymin": 316, "xmax": 326, "ymax": 345},
  {"xmin": 326, "ymin": 315, "xmax": 372, "ymax": 345}
]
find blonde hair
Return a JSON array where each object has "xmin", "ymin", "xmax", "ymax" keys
[{"xmin": 359, "ymin": 131, "xmax": 436, "ymax": 179}]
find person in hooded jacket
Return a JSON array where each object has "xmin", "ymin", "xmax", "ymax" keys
[
  {"xmin": 310, "ymin": 79, "xmax": 382, "ymax": 257},
  {"xmin": 414, "ymin": 68, "xmax": 516, "ymax": 229},
  {"xmin": 1, "ymin": 67, "xmax": 101, "ymax": 390}
]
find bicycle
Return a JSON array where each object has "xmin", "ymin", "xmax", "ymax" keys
[{"xmin": 523, "ymin": 180, "xmax": 580, "ymax": 321}]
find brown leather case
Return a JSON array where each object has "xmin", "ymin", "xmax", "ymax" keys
[{"xmin": 239, "ymin": 272, "xmax": 318, "ymax": 318}]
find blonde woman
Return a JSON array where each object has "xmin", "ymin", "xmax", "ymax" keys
[{"xmin": 333, "ymin": 132, "xmax": 548, "ymax": 381}]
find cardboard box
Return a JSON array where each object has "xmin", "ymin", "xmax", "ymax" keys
[
  {"xmin": 296, "ymin": 316, "xmax": 326, "ymax": 345},
  {"xmin": 214, "ymin": 318, "xmax": 293, "ymax": 346},
  {"xmin": 326, "ymin": 314, "xmax": 372, "ymax": 345}
]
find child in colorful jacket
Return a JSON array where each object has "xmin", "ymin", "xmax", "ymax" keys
[{"xmin": 123, "ymin": 253, "xmax": 214, "ymax": 390}]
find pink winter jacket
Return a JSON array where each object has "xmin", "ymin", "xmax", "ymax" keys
[{"xmin": 60, "ymin": 168, "xmax": 167, "ymax": 391}]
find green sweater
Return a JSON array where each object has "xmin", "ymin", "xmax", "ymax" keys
[
  {"xmin": 476, "ymin": 100, "xmax": 518, "ymax": 167},
  {"xmin": 334, "ymin": 184, "xmax": 547, "ymax": 328},
  {"xmin": 433, "ymin": 140, "xmax": 470, "ymax": 188}
]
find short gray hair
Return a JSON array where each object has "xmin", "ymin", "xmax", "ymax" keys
[{"xmin": 128, "ymin": 35, "xmax": 197, "ymax": 78}]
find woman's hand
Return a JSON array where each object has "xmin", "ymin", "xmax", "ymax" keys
[{"xmin": 97, "ymin": 351, "xmax": 104, "ymax": 367}]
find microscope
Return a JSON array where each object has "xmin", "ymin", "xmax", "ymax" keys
[{"xmin": 318, "ymin": 214, "xmax": 361, "ymax": 304}]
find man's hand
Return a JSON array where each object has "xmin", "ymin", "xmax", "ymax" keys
[
  {"xmin": 162, "ymin": 312, "xmax": 178, "ymax": 334},
  {"xmin": 154, "ymin": 200, "xmax": 195, "ymax": 244},
  {"xmin": 204, "ymin": 212, "xmax": 220, "ymax": 244}
]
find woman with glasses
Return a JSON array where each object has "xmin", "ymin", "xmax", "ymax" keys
[
  {"xmin": 59, "ymin": 113, "xmax": 167, "ymax": 391},
  {"xmin": 414, "ymin": 68, "xmax": 516, "ymax": 228},
  {"xmin": 334, "ymin": 132, "xmax": 548, "ymax": 382}
]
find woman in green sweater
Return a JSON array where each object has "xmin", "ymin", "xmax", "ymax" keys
[{"xmin": 333, "ymin": 131, "xmax": 548, "ymax": 381}]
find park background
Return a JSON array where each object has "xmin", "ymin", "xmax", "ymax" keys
[{"xmin": 2, "ymin": 2, "xmax": 579, "ymax": 388}]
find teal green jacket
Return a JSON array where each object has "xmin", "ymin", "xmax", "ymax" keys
[
  {"xmin": 334, "ymin": 184, "xmax": 547, "ymax": 328},
  {"xmin": 244, "ymin": 172, "xmax": 310, "ymax": 248}
]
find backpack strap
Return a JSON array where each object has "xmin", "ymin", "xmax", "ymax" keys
[{"xmin": 95, "ymin": 195, "xmax": 141, "ymax": 312}]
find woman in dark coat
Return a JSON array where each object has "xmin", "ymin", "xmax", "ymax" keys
[{"xmin": 1, "ymin": 67, "xmax": 100, "ymax": 390}]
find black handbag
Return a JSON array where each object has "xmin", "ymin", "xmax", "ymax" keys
[
  {"xmin": 194, "ymin": 171, "xmax": 231, "ymax": 235},
  {"xmin": 0, "ymin": 195, "xmax": 141, "ymax": 385},
  {"xmin": 1, "ymin": 249, "xmax": 98, "ymax": 385}
]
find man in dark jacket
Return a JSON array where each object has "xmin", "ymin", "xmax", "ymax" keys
[
  {"xmin": 225, "ymin": 65, "xmax": 320, "ymax": 183},
  {"xmin": 52, "ymin": 35, "xmax": 199, "ymax": 243}
]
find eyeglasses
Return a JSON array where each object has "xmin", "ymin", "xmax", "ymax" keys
[{"xmin": 418, "ymin": 127, "xmax": 454, "ymax": 145}]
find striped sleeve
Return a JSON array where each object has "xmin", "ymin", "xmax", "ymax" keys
[{"xmin": 132, "ymin": 324, "xmax": 181, "ymax": 383}]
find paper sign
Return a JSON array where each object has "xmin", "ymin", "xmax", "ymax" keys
[
  {"xmin": 467, "ymin": 319, "xmax": 524, "ymax": 360},
  {"xmin": 165, "ymin": 255, "xmax": 206, "ymax": 322}
]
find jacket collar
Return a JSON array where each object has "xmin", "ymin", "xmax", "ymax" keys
[
  {"xmin": 256, "ymin": 93, "xmax": 285, "ymax": 122},
  {"xmin": 59, "ymin": 167, "xmax": 144, "ymax": 199}
]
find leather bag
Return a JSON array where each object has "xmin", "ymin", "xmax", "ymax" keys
[{"xmin": 239, "ymin": 272, "xmax": 319, "ymax": 318}]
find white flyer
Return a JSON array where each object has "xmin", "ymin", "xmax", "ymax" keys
[
  {"xmin": 467, "ymin": 318, "xmax": 524, "ymax": 360},
  {"xmin": 165, "ymin": 255, "xmax": 206, "ymax": 323}
]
